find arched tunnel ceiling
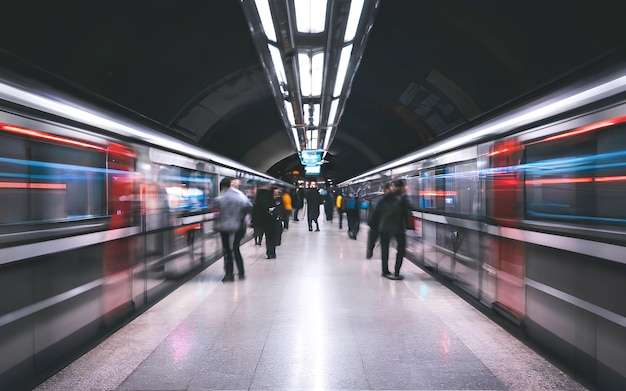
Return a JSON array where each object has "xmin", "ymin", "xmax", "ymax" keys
[{"xmin": 1, "ymin": 1, "xmax": 625, "ymax": 183}]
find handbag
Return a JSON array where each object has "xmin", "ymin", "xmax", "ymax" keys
[{"xmin": 268, "ymin": 206, "xmax": 282, "ymax": 221}]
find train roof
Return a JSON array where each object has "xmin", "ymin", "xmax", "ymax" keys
[
  {"xmin": 0, "ymin": 50, "xmax": 291, "ymax": 187},
  {"xmin": 339, "ymin": 49, "xmax": 626, "ymax": 187}
]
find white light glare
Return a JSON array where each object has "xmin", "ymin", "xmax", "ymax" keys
[
  {"xmin": 284, "ymin": 101, "xmax": 296, "ymax": 125},
  {"xmin": 268, "ymin": 44, "xmax": 287, "ymax": 92},
  {"xmin": 299, "ymin": 52, "xmax": 311, "ymax": 97},
  {"xmin": 344, "ymin": 0, "xmax": 365, "ymax": 42},
  {"xmin": 333, "ymin": 44, "xmax": 353, "ymax": 97},
  {"xmin": 300, "ymin": 51, "xmax": 325, "ymax": 98},
  {"xmin": 328, "ymin": 99, "xmax": 339, "ymax": 126},
  {"xmin": 323, "ymin": 126, "xmax": 333, "ymax": 150},
  {"xmin": 292, "ymin": 128, "xmax": 301, "ymax": 151},
  {"xmin": 254, "ymin": 0, "xmax": 276, "ymax": 41},
  {"xmin": 312, "ymin": 52, "xmax": 324, "ymax": 96},
  {"xmin": 294, "ymin": 0, "xmax": 327, "ymax": 33}
]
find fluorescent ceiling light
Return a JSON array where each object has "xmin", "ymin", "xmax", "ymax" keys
[
  {"xmin": 284, "ymin": 101, "xmax": 296, "ymax": 125},
  {"xmin": 299, "ymin": 52, "xmax": 311, "ymax": 97},
  {"xmin": 328, "ymin": 99, "xmax": 339, "ymax": 126},
  {"xmin": 344, "ymin": 0, "xmax": 365, "ymax": 42},
  {"xmin": 311, "ymin": 52, "xmax": 324, "ymax": 96},
  {"xmin": 255, "ymin": 0, "xmax": 276, "ymax": 42},
  {"xmin": 268, "ymin": 45, "xmax": 287, "ymax": 91},
  {"xmin": 242, "ymin": 0, "xmax": 380, "ymax": 163},
  {"xmin": 333, "ymin": 44, "xmax": 353, "ymax": 97},
  {"xmin": 300, "ymin": 51, "xmax": 324, "ymax": 98},
  {"xmin": 322, "ymin": 128, "xmax": 333, "ymax": 150},
  {"xmin": 294, "ymin": 0, "xmax": 327, "ymax": 33},
  {"xmin": 292, "ymin": 128, "xmax": 301, "ymax": 151}
]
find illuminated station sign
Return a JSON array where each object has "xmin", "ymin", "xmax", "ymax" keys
[
  {"xmin": 304, "ymin": 165, "xmax": 321, "ymax": 175},
  {"xmin": 299, "ymin": 149, "xmax": 323, "ymax": 166},
  {"xmin": 299, "ymin": 149, "xmax": 323, "ymax": 176}
]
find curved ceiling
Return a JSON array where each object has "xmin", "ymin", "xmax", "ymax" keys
[{"xmin": 1, "ymin": 1, "xmax": 625, "ymax": 183}]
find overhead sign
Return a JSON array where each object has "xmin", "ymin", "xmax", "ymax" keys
[
  {"xmin": 304, "ymin": 165, "xmax": 321, "ymax": 175},
  {"xmin": 299, "ymin": 149, "xmax": 323, "ymax": 166}
]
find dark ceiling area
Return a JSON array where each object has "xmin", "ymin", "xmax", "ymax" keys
[{"xmin": 1, "ymin": 1, "xmax": 625, "ymax": 183}]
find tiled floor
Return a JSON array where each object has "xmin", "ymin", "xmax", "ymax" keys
[{"xmin": 35, "ymin": 216, "xmax": 586, "ymax": 390}]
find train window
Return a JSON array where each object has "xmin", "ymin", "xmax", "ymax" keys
[
  {"xmin": 405, "ymin": 176, "xmax": 420, "ymax": 210},
  {"xmin": 157, "ymin": 166, "xmax": 215, "ymax": 214},
  {"xmin": 445, "ymin": 161, "xmax": 479, "ymax": 215},
  {"xmin": 525, "ymin": 120, "xmax": 626, "ymax": 224},
  {"xmin": 419, "ymin": 168, "xmax": 446, "ymax": 211},
  {"xmin": 595, "ymin": 125, "xmax": 626, "ymax": 221},
  {"xmin": 107, "ymin": 143, "xmax": 137, "ymax": 228},
  {"xmin": 487, "ymin": 140, "xmax": 524, "ymax": 220},
  {"xmin": 0, "ymin": 129, "xmax": 107, "ymax": 224},
  {"xmin": 418, "ymin": 169, "xmax": 437, "ymax": 209}
]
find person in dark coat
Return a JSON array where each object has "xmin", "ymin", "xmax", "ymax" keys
[
  {"xmin": 292, "ymin": 188, "xmax": 304, "ymax": 222},
  {"xmin": 366, "ymin": 182, "xmax": 394, "ymax": 259},
  {"xmin": 252, "ymin": 188, "xmax": 280, "ymax": 259},
  {"xmin": 305, "ymin": 182, "xmax": 322, "ymax": 231},
  {"xmin": 323, "ymin": 190, "xmax": 334, "ymax": 221},
  {"xmin": 393, "ymin": 178, "xmax": 411, "ymax": 271},
  {"xmin": 345, "ymin": 193, "xmax": 360, "ymax": 239},
  {"xmin": 369, "ymin": 181, "xmax": 406, "ymax": 280},
  {"xmin": 335, "ymin": 191, "xmax": 345, "ymax": 229},
  {"xmin": 272, "ymin": 187, "xmax": 285, "ymax": 246}
]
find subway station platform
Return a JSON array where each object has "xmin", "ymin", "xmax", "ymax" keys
[{"xmin": 34, "ymin": 215, "xmax": 586, "ymax": 391}]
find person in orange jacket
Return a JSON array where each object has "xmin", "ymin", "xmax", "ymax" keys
[
  {"xmin": 282, "ymin": 189, "xmax": 293, "ymax": 230},
  {"xmin": 335, "ymin": 192, "xmax": 344, "ymax": 229}
]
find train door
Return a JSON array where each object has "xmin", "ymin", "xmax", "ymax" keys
[
  {"xmin": 487, "ymin": 139, "xmax": 525, "ymax": 320},
  {"xmin": 405, "ymin": 176, "xmax": 424, "ymax": 263},
  {"xmin": 103, "ymin": 142, "xmax": 137, "ymax": 324}
]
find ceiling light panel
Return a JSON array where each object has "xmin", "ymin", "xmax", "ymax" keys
[
  {"xmin": 294, "ymin": 0, "xmax": 327, "ymax": 33},
  {"xmin": 243, "ymin": 0, "xmax": 380, "ymax": 155},
  {"xmin": 268, "ymin": 44, "xmax": 288, "ymax": 96},
  {"xmin": 344, "ymin": 0, "xmax": 365, "ymax": 42},
  {"xmin": 256, "ymin": 0, "xmax": 277, "ymax": 41},
  {"xmin": 333, "ymin": 44, "xmax": 353, "ymax": 97},
  {"xmin": 311, "ymin": 52, "xmax": 324, "ymax": 96},
  {"xmin": 299, "ymin": 52, "xmax": 311, "ymax": 97}
]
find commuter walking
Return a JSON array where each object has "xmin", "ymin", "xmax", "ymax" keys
[
  {"xmin": 292, "ymin": 188, "xmax": 304, "ymax": 221},
  {"xmin": 252, "ymin": 188, "xmax": 281, "ymax": 259},
  {"xmin": 366, "ymin": 182, "xmax": 393, "ymax": 259},
  {"xmin": 335, "ymin": 191, "xmax": 344, "ymax": 229},
  {"xmin": 323, "ymin": 189, "xmax": 334, "ymax": 222},
  {"xmin": 282, "ymin": 188, "xmax": 292, "ymax": 230},
  {"xmin": 215, "ymin": 178, "xmax": 253, "ymax": 282},
  {"xmin": 345, "ymin": 193, "xmax": 360, "ymax": 239},
  {"xmin": 273, "ymin": 187, "xmax": 285, "ymax": 246},
  {"xmin": 369, "ymin": 180, "xmax": 408, "ymax": 280},
  {"xmin": 305, "ymin": 182, "xmax": 322, "ymax": 231},
  {"xmin": 393, "ymin": 178, "xmax": 411, "ymax": 270}
]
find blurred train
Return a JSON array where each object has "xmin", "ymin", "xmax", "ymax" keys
[
  {"xmin": 0, "ymin": 52, "xmax": 292, "ymax": 390},
  {"xmin": 339, "ymin": 50, "xmax": 626, "ymax": 390}
]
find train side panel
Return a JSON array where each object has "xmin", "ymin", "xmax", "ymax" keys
[
  {"xmin": 0, "ymin": 112, "xmax": 271, "ymax": 390},
  {"xmin": 344, "ymin": 98, "xmax": 626, "ymax": 389}
]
